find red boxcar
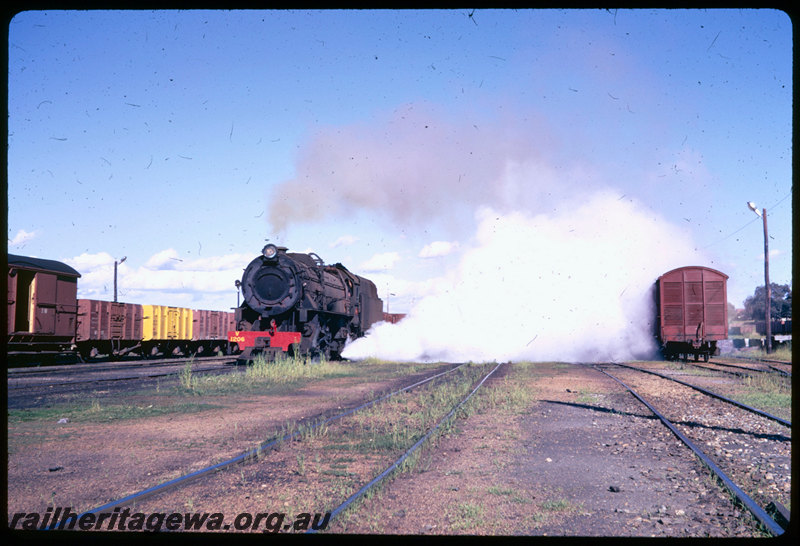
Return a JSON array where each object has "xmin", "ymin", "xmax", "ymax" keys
[
  {"xmin": 76, "ymin": 299, "xmax": 143, "ymax": 358},
  {"xmin": 656, "ymin": 266, "xmax": 728, "ymax": 361},
  {"xmin": 76, "ymin": 302, "xmax": 235, "ymax": 358},
  {"xmin": 382, "ymin": 312, "xmax": 406, "ymax": 324},
  {"xmin": 193, "ymin": 309, "xmax": 233, "ymax": 340},
  {"xmin": 193, "ymin": 309, "xmax": 236, "ymax": 355}
]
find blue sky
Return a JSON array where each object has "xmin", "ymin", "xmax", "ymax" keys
[{"xmin": 8, "ymin": 9, "xmax": 793, "ymax": 321}]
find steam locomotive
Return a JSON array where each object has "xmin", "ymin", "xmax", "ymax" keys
[{"xmin": 228, "ymin": 244, "xmax": 384, "ymax": 362}]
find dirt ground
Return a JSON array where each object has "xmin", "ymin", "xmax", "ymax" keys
[
  {"xmin": 337, "ymin": 362, "xmax": 760, "ymax": 536},
  {"xmin": 7, "ymin": 361, "xmax": 774, "ymax": 537},
  {"xmin": 7, "ymin": 363, "xmax": 448, "ymax": 518}
]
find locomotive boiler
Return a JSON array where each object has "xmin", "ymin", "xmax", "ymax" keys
[{"xmin": 228, "ymin": 244, "xmax": 383, "ymax": 362}]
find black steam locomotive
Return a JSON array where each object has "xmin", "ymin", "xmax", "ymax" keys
[{"xmin": 228, "ymin": 244, "xmax": 384, "ymax": 362}]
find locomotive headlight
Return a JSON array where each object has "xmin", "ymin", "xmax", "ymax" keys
[{"xmin": 262, "ymin": 244, "xmax": 278, "ymax": 259}]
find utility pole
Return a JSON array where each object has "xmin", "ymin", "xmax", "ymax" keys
[
  {"xmin": 114, "ymin": 256, "xmax": 126, "ymax": 303},
  {"xmin": 762, "ymin": 208, "xmax": 772, "ymax": 353},
  {"xmin": 747, "ymin": 202, "xmax": 771, "ymax": 353}
]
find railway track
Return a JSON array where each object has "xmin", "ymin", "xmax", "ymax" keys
[
  {"xmin": 693, "ymin": 356, "xmax": 791, "ymax": 376},
  {"xmin": 7, "ymin": 357, "xmax": 237, "ymax": 389},
  {"xmin": 8, "ymin": 359, "xmax": 789, "ymax": 536},
  {"xmin": 6, "ymin": 356, "xmax": 240, "ymax": 410},
  {"xmin": 8, "ymin": 355, "xmax": 236, "ymax": 378},
  {"xmin": 714, "ymin": 356, "xmax": 792, "ymax": 377},
  {"xmin": 593, "ymin": 362, "xmax": 791, "ymax": 535},
  {"xmin": 39, "ymin": 362, "xmax": 501, "ymax": 532},
  {"xmin": 724, "ymin": 355, "xmax": 792, "ymax": 366},
  {"xmin": 607, "ymin": 362, "xmax": 790, "ymax": 427}
]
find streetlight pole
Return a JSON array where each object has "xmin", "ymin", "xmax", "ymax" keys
[
  {"xmin": 114, "ymin": 256, "xmax": 127, "ymax": 303},
  {"xmin": 747, "ymin": 202, "xmax": 771, "ymax": 353},
  {"xmin": 385, "ymin": 287, "xmax": 396, "ymax": 315}
]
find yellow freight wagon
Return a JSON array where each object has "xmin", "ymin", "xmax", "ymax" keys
[{"xmin": 142, "ymin": 305, "xmax": 193, "ymax": 341}]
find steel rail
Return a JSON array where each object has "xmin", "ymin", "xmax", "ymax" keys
[
  {"xmin": 765, "ymin": 364, "xmax": 791, "ymax": 377},
  {"xmin": 308, "ymin": 361, "xmax": 505, "ymax": 533},
  {"xmin": 606, "ymin": 362, "xmax": 790, "ymax": 428},
  {"xmin": 723, "ymin": 356, "xmax": 792, "ymax": 376},
  {"xmin": 44, "ymin": 361, "xmax": 467, "ymax": 530},
  {"xmin": 702, "ymin": 359, "xmax": 790, "ymax": 377},
  {"xmin": 726, "ymin": 355, "xmax": 792, "ymax": 367},
  {"xmin": 7, "ymin": 364, "xmax": 236, "ymax": 391},
  {"xmin": 594, "ymin": 365, "xmax": 785, "ymax": 536},
  {"xmin": 681, "ymin": 362, "xmax": 752, "ymax": 377},
  {"xmin": 7, "ymin": 355, "xmax": 236, "ymax": 376}
]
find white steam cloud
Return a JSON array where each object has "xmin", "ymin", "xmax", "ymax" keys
[
  {"xmin": 267, "ymin": 104, "xmax": 565, "ymax": 235},
  {"xmin": 343, "ymin": 192, "xmax": 705, "ymax": 363},
  {"xmin": 269, "ymin": 103, "xmax": 709, "ymax": 363}
]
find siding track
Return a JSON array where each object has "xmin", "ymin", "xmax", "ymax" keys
[{"xmin": 593, "ymin": 363, "xmax": 790, "ymax": 536}]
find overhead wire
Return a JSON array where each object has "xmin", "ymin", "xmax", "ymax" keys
[{"xmin": 698, "ymin": 189, "xmax": 792, "ymax": 250}]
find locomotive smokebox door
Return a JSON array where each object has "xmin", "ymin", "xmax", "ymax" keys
[{"xmin": 241, "ymin": 254, "xmax": 301, "ymax": 315}]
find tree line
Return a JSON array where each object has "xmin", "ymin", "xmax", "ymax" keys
[{"xmin": 742, "ymin": 283, "xmax": 792, "ymax": 320}]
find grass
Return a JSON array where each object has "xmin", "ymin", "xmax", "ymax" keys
[
  {"xmin": 447, "ymin": 501, "xmax": 485, "ymax": 531},
  {"xmin": 174, "ymin": 353, "xmax": 436, "ymax": 397},
  {"xmin": 300, "ymin": 362, "xmax": 501, "ymax": 532},
  {"xmin": 9, "ymin": 350, "xmax": 350, "ymax": 425},
  {"xmin": 752, "ymin": 345, "xmax": 792, "ymax": 361},
  {"xmin": 738, "ymin": 373, "xmax": 792, "ymax": 414},
  {"xmin": 7, "ymin": 400, "xmax": 220, "ymax": 424},
  {"xmin": 575, "ymin": 388, "xmax": 601, "ymax": 404},
  {"xmin": 11, "ymin": 357, "xmax": 503, "ymax": 534},
  {"xmin": 541, "ymin": 498, "xmax": 572, "ymax": 511},
  {"xmin": 341, "ymin": 363, "xmax": 490, "ymax": 458},
  {"xmin": 327, "ymin": 361, "xmax": 543, "ymax": 533},
  {"xmin": 175, "ymin": 352, "xmax": 353, "ymax": 396},
  {"xmin": 8, "ymin": 356, "xmax": 443, "ymax": 445},
  {"xmin": 488, "ymin": 485, "xmax": 533, "ymax": 505},
  {"xmin": 478, "ymin": 373, "xmax": 535, "ymax": 413},
  {"xmin": 179, "ymin": 358, "xmax": 196, "ymax": 390}
]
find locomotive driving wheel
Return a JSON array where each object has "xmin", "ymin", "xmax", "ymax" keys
[{"xmin": 301, "ymin": 314, "xmax": 333, "ymax": 360}]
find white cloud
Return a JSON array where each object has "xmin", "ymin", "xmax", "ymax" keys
[
  {"xmin": 418, "ymin": 240, "xmax": 459, "ymax": 259},
  {"xmin": 64, "ymin": 250, "xmax": 254, "ymax": 310},
  {"xmin": 359, "ymin": 251, "xmax": 401, "ymax": 272},
  {"xmin": 144, "ymin": 249, "xmax": 183, "ymax": 270},
  {"xmin": 330, "ymin": 235, "xmax": 359, "ymax": 248},
  {"xmin": 751, "ymin": 248, "xmax": 785, "ymax": 262},
  {"xmin": 67, "ymin": 252, "xmax": 115, "ymax": 270},
  {"xmin": 8, "ymin": 229, "xmax": 37, "ymax": 247}
]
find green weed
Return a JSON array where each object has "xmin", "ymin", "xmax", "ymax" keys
[
  {"xmin": 8, "ymin": 401, "xmax": 220, "ymax": 424},
  {"xmin": 447, "ymin": 502, "xmax": 485, "ymax": 531},
  {"xmin": 541, "ymin": 498, "xmax": 572, "ymax": 511},
  {"xmin": 752, "ymin": 346, "xmax": 792, "ymax": 361},
  {"xmin": 179, "ymin": 358, "xmax": 197, "ymax": 392}
]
